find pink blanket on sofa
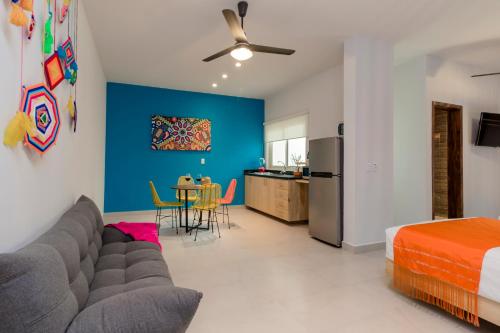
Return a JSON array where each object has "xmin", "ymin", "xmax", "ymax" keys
[{"xmin": 106, "ymin": 222, "xmax": 162, "ymax": 249}]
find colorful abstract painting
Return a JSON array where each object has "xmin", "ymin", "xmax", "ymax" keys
[{"xmin": 151, "ymin": 115, "xmax": 211, "ymax": 151}]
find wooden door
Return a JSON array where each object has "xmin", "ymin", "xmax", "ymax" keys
[{"xmin": 432, "ymin": 102, "xmax": 463, "ymax": 219}]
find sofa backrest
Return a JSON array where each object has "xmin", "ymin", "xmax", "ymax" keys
[{"xmin": 0, "ymin": 195, "xmax": 104, "ymax": 333}]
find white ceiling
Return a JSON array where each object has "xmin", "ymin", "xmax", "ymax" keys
[
  {"xmin": 433, "ymin": 40, "xmax": 500, "ymax": 74},
  {"xmin": 82, "ymin": 0, "xmax": 500, "ymax": 99}
]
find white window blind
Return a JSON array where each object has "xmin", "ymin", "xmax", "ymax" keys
[{"xmin": 264, "ymin": 114, "xmax": 308, "ymax": 143}]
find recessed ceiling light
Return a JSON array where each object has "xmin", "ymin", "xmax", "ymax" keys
[
  {"xmin": 222, "ymin": 73, "xmax": 228, "ymax": 79},
  {"xmin": 235, "ymin": 62, "xmax": 242, "ymax": 68},
  {"xmin": 212, "ymin": 83, "xmax": 218, "ymax": 88}
]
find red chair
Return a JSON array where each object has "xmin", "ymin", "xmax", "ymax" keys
[{"xmin": 217, "ymin": 179, "xmax": 237, "ymax": 229}]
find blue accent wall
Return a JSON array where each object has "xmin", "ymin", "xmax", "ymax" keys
[{"xmin": 105, "ymin": 83, "xmax": 264, "ymax": 212}]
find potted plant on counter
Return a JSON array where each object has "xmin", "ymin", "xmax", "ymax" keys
[{"xmin": 291, "ymin": 154, "xmax": 306, "ymax": 177}]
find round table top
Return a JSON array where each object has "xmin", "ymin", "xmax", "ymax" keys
[{"xmin": 171, "ymin": 184, "xmax": 202, "ymax": 190}]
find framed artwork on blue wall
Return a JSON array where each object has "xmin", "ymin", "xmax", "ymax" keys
[{"xmin": 151, "ymin": 115, "xmax": 212, "ymax": 151}]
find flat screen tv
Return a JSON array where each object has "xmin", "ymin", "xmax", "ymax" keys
[{"xmin": 475, "ymin": 112, "xmax": 500, "ymax": 147}]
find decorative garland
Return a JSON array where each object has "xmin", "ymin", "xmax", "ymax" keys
[{"xmin": 4, "ymin": 0, "xmax": 80, "ymax": 149}]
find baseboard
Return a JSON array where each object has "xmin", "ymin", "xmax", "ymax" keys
[
  {"xmin": 342, "ymin": 240, "xmax": 386, "ymax": 253},
  {"xmin": 104, "ymin": 209, "xmax": 156, "ymax": 217},
  {"xmin": 103, "ymin": 205, "xmax": 247, "ymax": 221}
]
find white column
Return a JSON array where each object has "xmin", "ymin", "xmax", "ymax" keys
[{"xmin": 343, "ymin": 36, "xmax": 394, "ymax": 247}]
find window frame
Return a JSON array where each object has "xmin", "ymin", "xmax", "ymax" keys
[
  {"xmin": 266, "ymin": 136, "xmax": 308, "ymax": 171},
  {"xmin": 263, "ymin": 113, "xmax": 309, "ymax": 171}
]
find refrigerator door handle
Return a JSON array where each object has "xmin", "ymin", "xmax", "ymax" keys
[{"xmin": 310, "ymin": 172, "xmax": 334, "ymax": 178}]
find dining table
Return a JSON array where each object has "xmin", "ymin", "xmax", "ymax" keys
[{"xmin": 170, "ymin": 183, "xmax": 204, "ymax": 233}]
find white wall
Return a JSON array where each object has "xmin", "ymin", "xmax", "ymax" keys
[
  {"xmin": 265, "ymin": 65, "xmax": 343, "ymax": 140},
  {"xmin": 0, "ymin": 2, "xmax": 106, "ymax": 252},
  {"xmin": 343, "ymin": 37, "xmax": 394, "ymax": 247},
  {"xmin": 394, "ymin": 56, "xmax": 500, "ymax": 226},
  {"xmin": 393, "ymin": 57, "xmax": 430, "ymax": 225},
  {"xmin": 426, "ymin": 56, "xmax": 500, "ymax": 218}
]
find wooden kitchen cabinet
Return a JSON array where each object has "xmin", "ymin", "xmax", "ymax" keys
[{"xmin": 245, "ymin": 175, "xmax": 308, "ymax": 222}]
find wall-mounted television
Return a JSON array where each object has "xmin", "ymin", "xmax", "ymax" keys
[{"xmin": 475, "ymin": 112, "xmax": 500, "ymax": 147}]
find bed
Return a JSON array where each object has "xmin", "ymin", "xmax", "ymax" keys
[{"xmin": 385, "ymin": 218, "xmax": 500, "ymax": 327}]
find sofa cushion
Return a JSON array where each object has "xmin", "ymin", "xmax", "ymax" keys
[
  {"xmin": 0, "ymin": 244, "xmax": 79, "ymax": 333},
  {"xmin": 100, "ymin": 241, "xmax": 160, "ymax": 256},
  {"xmin": 67, "ymin": 286, "xmax": 202, "ymax": 333},
  {"xmin": 76, "ymin": 195, "xmax": 105, "ymax": 235},
  {"xmin": 90, "ymin": 241, "xmax": 171, "ymax": 295},
  {"xmin": 86, "ymin": 276, "xmax": 173, "ymax": 307},
  {"xmin": 34, "ymin": 229, "xmax": 90, "ymax": 310},
  {"xmin": 102, "ymin": 226, "xmax": 134, "ymax": 244}
]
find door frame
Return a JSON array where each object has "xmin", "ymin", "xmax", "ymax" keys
[{"xmin": 431, "ymin": 101, "xmax": 463, "ymax": 219}]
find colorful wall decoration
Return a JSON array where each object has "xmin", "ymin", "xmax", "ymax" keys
[
  {"xmin": 3, "ymin": 0, "xmax": 81, "ymax": 152},
  {"xmin": 21, "ymin": 83, "xmax": 61, "ymax": 154},
  {"xmin": 57, "ymin": 37, "xmax": 78, "ymax": 85},
  {"xmin": 105, "ymin": 83, "xmax": 264, "ymax": 212},
  {"xmin": 151, "ymin": 115, "xmax": 212, "ymax": 151},
  {"xmin": 44, "ymin": 52, "xmax": 65, "ymax": 90}
]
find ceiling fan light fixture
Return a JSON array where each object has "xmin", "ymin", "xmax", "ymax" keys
[{"xmin": 230, "ymin": 45, "xmax": 253, "ymax": 61}]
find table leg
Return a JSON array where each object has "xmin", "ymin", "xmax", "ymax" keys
[
  {"xmin": 185, "ymin": 190, "xmax": 189, "ymax": 233},
  {"xmin": 177, "ymin": 189, "xmax": 183, "ymax": 228}
]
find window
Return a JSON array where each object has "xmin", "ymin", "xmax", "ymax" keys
[
  {"xmin": 264, "ymin": 114, "xmax": 308, "ymax": 169},
  {"xmin": 287, "ymin": 137, "xmax": 307, "ymax": 166},
  {"xmin": 271, "ymin": 140, "xmax": 287, "ymax": 167}
]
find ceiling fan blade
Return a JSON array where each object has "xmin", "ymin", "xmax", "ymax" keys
[
  {"xmin": 249, "ymin": 44, "xmax": 295, "ymax": 55},
  {"xmin": 222, "ymin": 9, "xmax": 247, "ymax": 43},
  {"xmin": 203, "ymin": 45, "xmax": 238, "ymax": 62},
  {"xmin": 471, "ymin": 72, "xmax": 500, "ymax": 78}
]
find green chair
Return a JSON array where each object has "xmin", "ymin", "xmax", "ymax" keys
[{"xmin": 149, "ymin": 181, "xmax": 183, "ymax": 233}]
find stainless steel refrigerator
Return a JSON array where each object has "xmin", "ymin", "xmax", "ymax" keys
[{"xmin": 308, "ymin": 137, "xmax": 343, "ymax": 247}]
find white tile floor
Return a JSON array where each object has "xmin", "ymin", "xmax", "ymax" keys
[{"xmin": 104, "ymin": 207, "xmax": 499, "ymax": 333}]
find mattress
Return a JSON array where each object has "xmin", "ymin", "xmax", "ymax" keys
[{"xmin": 386, "ymin": 219, "xmax": 500, "ymax": 303}]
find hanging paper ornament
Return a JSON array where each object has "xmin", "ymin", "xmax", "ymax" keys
[
  {"xmin": 9, "ymin": 0, "xmax": 29, "ymax": 27},
  {"xmin": 67, "ymin": 95, "xmax": 74, "ymax": 116},
  {"xmin": 43, "ymin": 8, "xmax": 54, "ymax": 55},
  {"xmin": 66, "ymin": 95, "xmax": 78, "ymax": 131},
  {"xmin": 59, "ymin": 0, "xmax": 71, "ymax": 23},
  {"xmin": 69, "ymin": 70, "xmax": 78, "ymax": 86},
  {"xmin": 57, "ymin": 38, "xmax": 78, "ymax": 85},
  {"xmin": 3, "ymin": 111, "xmax": 37, "ymax": 148},
  {"xmin": 21, "ymin": 83, "xmax": 61, "ymax": 154},
  {"xmin": 20, "ymin": 0, "xmax": 33, "ymax": 11},
  {"xmin": 27, "ymin": 12, "xmax": 35, "ymax": 39},
  {"xmin": 44, "ymin": 52, "xmax": 65, "ymax": 90},
  {"xmin": 72, "ymin": 99, "xmax": 77, "ymax": 132}
]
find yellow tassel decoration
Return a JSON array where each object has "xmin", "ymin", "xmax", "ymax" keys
[
  {"xmin": 9, "ymin": 3, "xmax": 29, "ymax": 27},
  {"xmin": 20, "ymin": 0, "xmax": 33, "ymax": 12},
  {"xmin": 67, "ymin": 95, "xmax": 75, "ymax": 118},
  {"xmin": 3, "ymin": 112, "xmax": 36, "ymax": 148}
]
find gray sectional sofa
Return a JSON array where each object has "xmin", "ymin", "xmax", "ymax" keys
[{"xmin": 0, "ymin": 195, "xmax": 202, "ymax": 333}]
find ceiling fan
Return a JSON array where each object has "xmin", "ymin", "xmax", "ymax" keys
[{"xmin": 202, "ymin": 1, "xmax": 295, "ymax": 62}]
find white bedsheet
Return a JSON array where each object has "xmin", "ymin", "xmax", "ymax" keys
[{"xmin": 385, "ymin": 219, "xmax": 500, "ymax": 303}]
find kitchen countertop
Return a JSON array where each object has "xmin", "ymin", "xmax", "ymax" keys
[{"xmin": 244, "ymin": 170, "xmax": 303, "ymax": 180}]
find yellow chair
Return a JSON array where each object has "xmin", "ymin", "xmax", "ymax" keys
[
  {"xmin": 193, "ymin": 177, "xmax": 211, "ymax": 220},
  {"xmin": 149, "ymin": 181, "xmax": 183, "ymax": 233},
  {"xmin": 175, "ymin": 176, "xmax": 198, "ymax": 202},
  {"xmin": 191, "ymin": 183, "xmax": 222, "ymax": 241},
  {"xmin": 200, "ymin": 176, "xmax": 212, "ymax": 185}
]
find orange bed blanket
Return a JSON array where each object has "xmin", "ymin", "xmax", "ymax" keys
[{"xmin": 393, "ymin": 217, "xmax": 500, "ymax": 326}]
